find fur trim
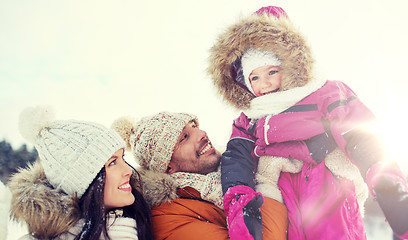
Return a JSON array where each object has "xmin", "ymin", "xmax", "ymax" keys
[
  {"xmin": 255, "ymin": 156, "xmax": 303, "ymax": 203},
  {"xmin": 137, "ymin": 167, "xmax": 178, "ymax": 208},
  {"xmin": 325, "ymin": 148, "xmax": 368, "ymax": 217},
  {"xmin": 8, "ymin": 161, "xmax": 80, "ymax": 239},
  {"xmin": 111, "ymin": 116, "xmax": 137, "ymax": 151},
  {"xmin": 208, "ymin": 14, "xmax": 314, "ymax": 110}
]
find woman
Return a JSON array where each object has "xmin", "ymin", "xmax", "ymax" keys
[{"xmin": 8, "ymin": 106, "xmax": 153, "ymax": 240}]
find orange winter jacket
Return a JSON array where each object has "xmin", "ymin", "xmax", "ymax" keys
[{"xmin": 151, "ymin": 187, "xmax": 288, "ymax": 240}]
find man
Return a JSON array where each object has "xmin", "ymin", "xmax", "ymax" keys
[{"xmin": 112, "ymin": 112, "xmax": 288, "ymax": 240}]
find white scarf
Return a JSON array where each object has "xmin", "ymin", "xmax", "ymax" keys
[
  {"xmin": 244, "ymin": 77, "xmax": 326, "ymax": 119},
  {"xmin": 48, "ymin": 210, "xmax": 138, "ymax": 240}
]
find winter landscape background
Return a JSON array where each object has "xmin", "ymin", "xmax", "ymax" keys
[{"xmin": 1, "ymin": 0, "xmax": 408, "ymax": 239}]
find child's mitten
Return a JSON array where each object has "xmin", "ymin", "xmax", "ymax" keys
[
  {"xmin": 224, "ymin": 185, "xmax": 264, "ymax": 240},
  {"xmin": 366, "ymin": 161, "xmax": 408, "ymax": 239}
]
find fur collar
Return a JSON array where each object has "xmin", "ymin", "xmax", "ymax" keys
[
  {"xmin": 8, "ymin": 162, "xmax": 178, "ymax": 239},
  {"xmin": 8, "ymin": 162, "xmax": 80, "ymax": 239},
  {"xmin": 208, "ymin": 13, "xmax": 314, "ymax": 110},
  {"xmin": 136, "ymin": 167, "xmax": 178, "ymax": 208}
]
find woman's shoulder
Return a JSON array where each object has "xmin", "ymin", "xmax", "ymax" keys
[{"xmin": 8, "ymin": 161, "xmax": 81, "ymax": 239}]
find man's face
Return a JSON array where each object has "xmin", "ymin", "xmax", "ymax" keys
[{"xmin": 168, "ymin": 121, "xmax": 221, "ymax": 175}]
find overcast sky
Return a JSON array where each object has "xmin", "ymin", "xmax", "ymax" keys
[{"xmin": 1, "ymin": 0, "xmax": 408, "ymax": 170}]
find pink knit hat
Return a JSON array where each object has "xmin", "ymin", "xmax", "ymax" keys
[{"xmin": 255, "ymin": 6, "xmax": 289, "ymax": 19}]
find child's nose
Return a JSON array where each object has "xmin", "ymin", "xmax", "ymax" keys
[
  {"xmin": 261, "ymin": 76, "xmax": 273, "ymax": 87},
  {"xmin": 263, "ymin": 76, "xmax": 279, "ymax": 88}
]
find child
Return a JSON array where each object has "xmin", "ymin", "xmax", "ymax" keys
[{"xmin": 208, "ymin": 6, "xmax": 408, "ymax": 240}]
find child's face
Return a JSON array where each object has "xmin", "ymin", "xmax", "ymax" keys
[{"xmin": 249, "ymin": 65, "xmax": 282, "ymax": 97}]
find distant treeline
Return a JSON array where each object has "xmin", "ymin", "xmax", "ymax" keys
[{"xmin": 0, "ymin": 139, "xmax": 37, "ymax": 184}]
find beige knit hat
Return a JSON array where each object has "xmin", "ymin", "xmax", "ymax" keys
[
  {"xmin": 18, "ymin": 106, "xmax": 125, "ymax": 198},
  {"xmin": 112, "ymin": 112, "xmax": 197, "ymax": 173}
]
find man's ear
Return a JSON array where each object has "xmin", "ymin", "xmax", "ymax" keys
[{"xmin": 166, "ymin": 162, "xmax": 177, "ymax": 174}]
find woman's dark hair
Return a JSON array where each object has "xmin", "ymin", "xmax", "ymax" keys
[
  {"xmin": 124, "ymin": 168, "xmax": 153, "ymax": 240},
  {"xmin": 74, "ymin": 164, "xmax": 153, "ymax": 240}
]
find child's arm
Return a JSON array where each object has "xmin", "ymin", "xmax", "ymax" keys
[
  {"xmin": 221, "ymin": 115, "xmax": 264, "ymax": 240},
  {"xmin": 221, "ymin": 112, "xmax": 259, "ymax": 194},
  {"xmin": 221, "ymin": 137, "xmax": 256, "ymax": 194},
  {"xmin": 322, "ymin": 81, "xmax": 408, "ymax": 238}
]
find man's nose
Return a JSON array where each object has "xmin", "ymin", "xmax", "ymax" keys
[{"xmin": 193, "ymin": 128, "xmax": 207, "ymax": 141}]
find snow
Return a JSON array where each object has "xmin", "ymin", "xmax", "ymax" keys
[
  {"xmin": 1, "ymin": 182, "xmax": 11, "ymax": 240},
  {"xmin": 365, "ymin": 216, "xmax": 395, "ymax": 240},
  {"xmin": 6, "ymin": 220, "xmax": 28, "ymax": 240}
]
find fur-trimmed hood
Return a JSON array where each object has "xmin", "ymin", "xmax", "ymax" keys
[
  {"xmin": 208, "ymin": 9, "xmax": 315, "ymax": 110},
  {"xmin": 8, "ymin": 161, "xmax": 80, "ymax": 239},
  {"xmin": 8, "ymin": 161, "xmax": 177, "ymax": 239}
]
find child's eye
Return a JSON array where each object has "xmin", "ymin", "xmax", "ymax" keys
[
  {"xmin": 269, "ymin": 70, "xmax": 277, "ymax": 75},
  {"xmin": 251, "ymin": 76, "xmax": 259, "ymax": 81}
]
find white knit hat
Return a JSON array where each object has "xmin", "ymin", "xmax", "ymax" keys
[
  {"xmin": 241, "ymin": 48, "xmax": 281, "ymax": 95},
  {"xmin": 18, "ymin": 106, "xmax": 125, "ymax": 198},
  {"xmin": 112, "ymin": 112, "xmax": 197, "ymax": 173}
]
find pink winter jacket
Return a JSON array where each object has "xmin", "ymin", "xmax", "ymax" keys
[{"xmin": 227, "ymin": 80, "xmax": 379, "ymax": 239}]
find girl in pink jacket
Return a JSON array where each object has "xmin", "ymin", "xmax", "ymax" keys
[{"xmin": 208, "ymin": 6, "xmax": 408, "ymax": 240}]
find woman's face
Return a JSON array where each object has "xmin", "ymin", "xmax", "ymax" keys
[{"xmin": 104, "ymin": 148, "xmax": 135, "ymax": 210}]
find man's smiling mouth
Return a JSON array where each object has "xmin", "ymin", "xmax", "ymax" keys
[{"xmin": 199, "ymin": 142, "xmax": 213, "ymax": 156}]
